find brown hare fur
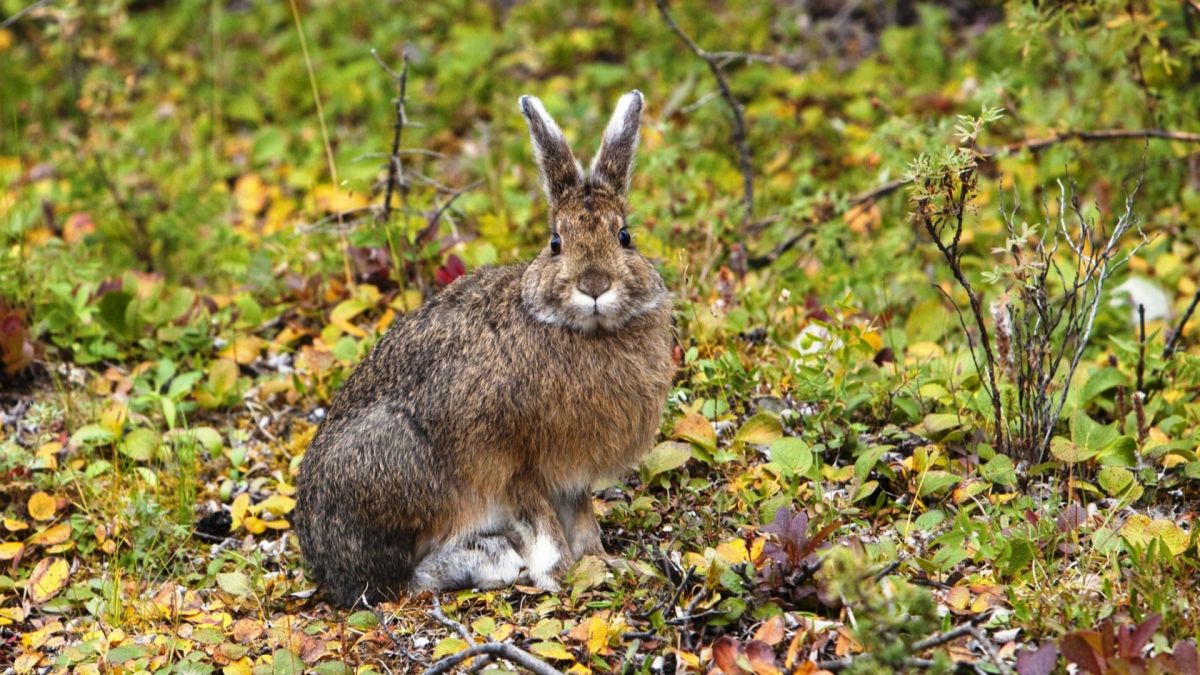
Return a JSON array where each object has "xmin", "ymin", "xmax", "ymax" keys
[{"xmin": 294, "ymin": 90, "xmax": 675, "ymax": 607}]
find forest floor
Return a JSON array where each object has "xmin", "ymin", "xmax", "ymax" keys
[{"xmin": 2, "ymin": 1, "xmax": 1200, "ymax": 674}]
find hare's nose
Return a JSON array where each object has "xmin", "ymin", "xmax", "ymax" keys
[{"xmin": 577, "ymin": 270, "xmax": 612, "ymax": 299}]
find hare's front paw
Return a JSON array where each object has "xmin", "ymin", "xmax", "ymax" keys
[
  {"xmin": 474, "ymin": 537, "xmax": 525, "ymax": 589},
  {"xmin": 516, "ymin": 532, "xmax": 569, "ymax": 592}
]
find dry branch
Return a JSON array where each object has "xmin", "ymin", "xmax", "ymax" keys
[
  {"xmin": 372, "ymin": 47, "xmax": 410, "ymax": 223},
  {"xmin": 656, "ymin": 0, "xmax": 755, "ymax": 227},
  {"xmin": 1164, "ymin": 287, "xmax": 1200, "ymax": 357},
  {"xmin": 751, "ymin": 126, "xmax": 1198, "ymax": 269},
  {"xmin": 423, "ymin": 596, "xmax": 563, "ymax": 675}
]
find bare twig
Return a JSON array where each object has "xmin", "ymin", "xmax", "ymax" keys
[
  {"xmin": 422, "ymin": 643, "xmax": 566, "ymax": 675},
  {"xmin": 816, "ymin": 624, "xmax": 1005, "ymax": 674},
  {"xmin": 1164, "ymin": 287, "xmax": 1200, "ymax": 357},
  {"xmin": 415, "ymin": 179, "xmax": 485, "ymax": 244},
  {"xmin": 656, "ymin": 0, "xmax": 754, "ymax": 227},
  {"xmin": 372, "ymin": 46, "xmax": 410, "ymax": 223},
  {"xmin": 982, "ymin": 128, "xmax": 1200, "ymax": 155},
  {"xmin": 430, "ymin": 596, "xmax": 474, "ymax": 643},
  {"xmin": 424, "ymin": 596, "xmax": 563, "ymax": 675}
]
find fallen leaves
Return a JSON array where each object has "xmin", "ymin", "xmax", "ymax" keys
[{"xmin": 26, "ymin": 556, "xmax": 69, "ymax": 603}]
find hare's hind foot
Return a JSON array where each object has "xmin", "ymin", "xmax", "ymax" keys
[{"xmin": 411, "ymin": 535, "xmax": 525, "ymax": 591}]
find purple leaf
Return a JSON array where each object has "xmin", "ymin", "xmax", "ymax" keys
[{"xmin": 1016, "ymin": 642, "xmax": 1058, "ymax": 675}]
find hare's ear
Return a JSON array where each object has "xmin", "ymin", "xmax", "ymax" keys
[
  {"xmin": 520, "ymin": 95, "xmax": 582, "ymax": 207},
  {"xmin": 590, "ymin": 90, "xmax": 643, "ymax": 196}
]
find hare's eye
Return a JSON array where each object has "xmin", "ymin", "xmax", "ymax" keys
[
  {"xmin": 550, "ymin": 232, "xmax": 562, "ymax": 255},
  {"xmin": 618, "ymin": 227, "xmax": 632, "ymax": 249}
]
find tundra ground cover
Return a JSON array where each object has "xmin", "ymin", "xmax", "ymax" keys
[{"xmin": 1, "ymin": 1, "xmax": 1199, "ymax": 673}]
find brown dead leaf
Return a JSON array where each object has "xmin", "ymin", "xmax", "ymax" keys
[
  {"xmin": 754, "ymin": 615, "xmax": 786, "ymax": 646},
  {"xmin": 231, "ymin": 618, "xmax": 264, "ymax": 643}
]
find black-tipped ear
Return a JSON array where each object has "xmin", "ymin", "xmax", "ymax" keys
[
  {"xmin": 590, "ymin": 90, "xmax": 644, "ymax": 196},
  {"xmin": 520, "ymin": 95, "xmax": 582, "ymax": 207}
]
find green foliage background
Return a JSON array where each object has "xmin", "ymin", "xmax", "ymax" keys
[{"xmin": 1, "ymin": 0, "xmax": 1199, "ymax": 672}]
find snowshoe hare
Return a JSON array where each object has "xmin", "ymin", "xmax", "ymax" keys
[{"xmin": 294, "ymin": 91, "xmax": 675, "ymax": 607}]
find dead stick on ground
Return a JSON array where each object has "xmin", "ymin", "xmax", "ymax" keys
[
  {"xmin": 425, "ymin": 596, "xmax": 562, "ymax": 675},
  {"xmin": 655, "ymin": 0, "xmax": 754, "ymax": 228},
  {"xmin": 751, "ymin": 127, "xmax": 1200, "ymax": 268},
  {"xmin": 423, "ymin": 643, "xmax": 566, "ymax": 675}
]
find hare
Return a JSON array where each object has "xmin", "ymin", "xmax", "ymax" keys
[{"xmin": 294, "ymin": 90, "xmax": 675, "ymax": 607}]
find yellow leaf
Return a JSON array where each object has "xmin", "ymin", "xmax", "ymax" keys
[
  {"xmin": 27, "ymin": 522, "xmax": 71, "ymax": 547},
  {"xmin": 231, "ymin": 493, "xmax": 250, "ymax": 531},
  {"xmin": 0, "ymin": 542, "xmax": 24, "ymax": 560},
  {"xmin": 330, "ymin": 298, "xmax": 371, "ymax": 338},
  {"xmin": 234, "ymin": 174, "xmax": 267, "ymax": 215},
  {"xmin": 27, "ymin": 492, "xmax": 56, "ymax": 521},
  {"xmin": 4, "ymin": 518, "xmax": 28, "ymax": 532},
  {"xmin": 220, "ymin": 337, "xmax": 264, "ymax": 365},
  {"xmin": 672, "ymin": 413, "xmax": 716, "ymax": 453},
  {"xmin": 0, "ymin": 606, "xmax": 25, "ymax": 626},
  {"xmin": 35, "ymin": 442, "xmax": 61, "ymax": 470},
  {"xmin": 431, "ymin": 637, "xmax": 468, "ymax": 659},
  {"xmin": 223, "ymin": 658, "xmax": 253, "ymax": 675},
  {"xmin": 946, "ymin": 586, "xmax": 971, "ymax": 611},
  {"xmin": 27, "ymin": 557, "xmax": 70, "ymax": 603},
  {"xmin": 253, "ymin": 495, "xmax": 296, "ymax": 516},
  {"xmin": 243, "ymin": 517, "xmax": 267, "ymax": 535},
  {"xmin": 530, "ymin": 640, "xmax": 575, "ymax": 661},
  {"xmin": 586, "ymin": 614, "xmax": 610, "ymax": 655},
  {"xmin": 715, "ymin": 539, "xmax": 749, "ymax": 564}
]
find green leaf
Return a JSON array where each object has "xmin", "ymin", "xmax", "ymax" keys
[
  {"xmin": 470, "ymin": 616, "xmax": 496, "ymax": 638},
  {"xmin": 106, "ymin": 644, "xmax": 147, "ymax": 665},
  {"xmin": 980, "ymin": 454, "xmax": 1017, "ymax": 486},
  {"xmin": 640, "ymin": 441, "xmax": 692, "ymax": 478},
  {"xmin": 1097, "ymin": 467, "xmax": 1135, "ymax": 496},
  {"xmin": 272, "ymin": 649, "xmax": 304, "ymax": 675},
  {"xmin": 914, "ymin": 509, "xmax": 946, "ymax": 531},
  {"xmin": 216, "ymin": 571, "xmax": 253, "ymax": 598},
  {"xmin": 120, "ymin": 428, "xmax": 160, "ymax": 462},
  {"xmin": 769, "ymin": 437, "xmax": 813, "ymax": 477},
  {"xmin": 854, "ymin": 445, "xmax": 890, "ymax": 481},
  {"xmin": 735, "ymin": 412, "xmax": 782, "ymax": 445},
  {"xmin": 1097, "ymin": 436, "xmax": 1137, "ymax": 467},
  {"xmin": 1050, "ymin": 436, "xmax": 1097, "ymax": 464},
  {"xmin": 1005, "ymin": 538, "xmax": 1036, "ymax": 574},
  {"xmin": 70, "ymin": 424, "xmax": 116, "ymax": 447},
  {"xmin": 922, "ymin": 413, "xmax": 962, "ymax": 437},
  {"xmin": 432, "ymin": 637, "xmax": 468, "ymax": 659},
  {"xmin": 1074, "ymin": 367, "xmax": 1127, "ymax": 408},
  {"xmin": 1072, "ymin": 411, "xmax": 1118, "ymax": 454},
  {"xmin": 529, "ymin": 619, "xmax": 562, "ymax": 641},
  {"xmin": 917, "ymin": 470, "xmax": 961, "ymax": 496},
  {"xmin": 312, "ymin": 662, "xmax": 352, "ymax": 675},
  {"xmin": 346, "ymin": 610, "xmax": 380, "ymax": 630},
  {"xmin": 1185, "ymin": 461, "xmax": 1200, "ymax": 480}
]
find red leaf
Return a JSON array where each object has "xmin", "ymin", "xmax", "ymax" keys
[
  {"xmin": 434, "ymin": 254, "xmax": 466, "ymax": 287},
  {"xmin": 1016, "ymin": 642, "xmax": 1059, "ymax": 675},
  {"xmin": 1171, "ymin": 640, "xmax": 1199, "ymax": 675},
  {"xmin": 744, "ymin": 640, "xmax": 778, "ymax": 673},
  {"xmin": 1061, "ymin": 632, "xmax": 1106, "ymax": 674},
  {"xmin": 1127, "ymin": 614, "xmax": 1161, "ymax": 656},
  {"xmin": 713, "ymin": 636, "xmax": 746, "ymax": 675}
]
